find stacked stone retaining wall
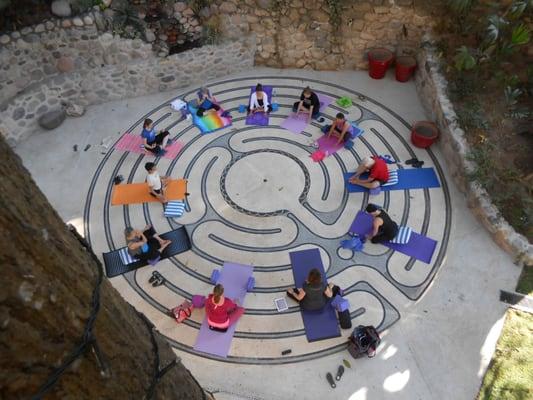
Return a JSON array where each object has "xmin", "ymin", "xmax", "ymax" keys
[{"xmin": 415, "ymin": 39, "xmax": 532, "ymax": 266}]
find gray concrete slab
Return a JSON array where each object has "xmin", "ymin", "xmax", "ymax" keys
[{"xmin": 15, "ymin": 68, "xmax": 520, "ymax": 400}]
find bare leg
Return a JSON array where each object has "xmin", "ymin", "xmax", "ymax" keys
[
  {"xmin": 159, "ymin": 240, "xmax": 172, "ymax": 252},
  {"xmin": 349, "ymin": 178, "xmax": 380, "ymax": 189},
  {"xmin": 349, "ymin": 164, "xmax": 369, "ymax": 183}
]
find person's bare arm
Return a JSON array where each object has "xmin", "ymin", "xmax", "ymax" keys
[
  {"xmin": 324, "ymin": 285, "xmax": 333, "ymax": 298},
  {"xmin": 143, "ymin": 138, "xmax": 155, "ymax": 149}
]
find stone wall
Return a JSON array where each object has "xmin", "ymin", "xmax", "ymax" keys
[
  {"xmin": 415, "ymin": 38, "xmax": 533, "ymax": 266},
  {"xmin": 0, "ymin": 16, "xmax": 254, "ymax": 146},
  {"xmin": 206, "ymin": 0, "xmax": 440, "ymax": 70}
]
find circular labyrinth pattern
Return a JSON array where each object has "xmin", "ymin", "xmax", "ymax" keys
[{"xmin": 84, "ymin": 75, "xmax": 451, "ymax": 365}]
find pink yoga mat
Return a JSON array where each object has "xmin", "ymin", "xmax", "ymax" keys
[
  {"xmin": 114, "ymin": 133, "xmax": 183, "ymax": 159},
  {"xmin": 280, "ymin": 93, "xmax": 335, "ymax": 134},
  {"xmin": 317, "ymin": 135, "xmax": 344, "ymax": 155},
  {"xmin": 194, "ymin": 262, "xmax": 253, "ymax": 358}
]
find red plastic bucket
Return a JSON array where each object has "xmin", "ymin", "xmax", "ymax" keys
[
  {"xmin": 395, "ymin": 56, "xmax": 417, "ymax": 82},
  {"xmin": 368, "ymin": 48, "xmax": 394, "ymax": 79},
  {"xmin": 411, "ymin": 121, "xmax": 439, "ymax": 148}
]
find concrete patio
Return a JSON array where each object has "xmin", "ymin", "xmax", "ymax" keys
[{"xmin": 15, "ymin": 68, "xmax": 520, "ymax": 400}]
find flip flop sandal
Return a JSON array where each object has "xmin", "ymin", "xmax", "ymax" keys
[
  {"xmin": 152, "ymin": 276, "xmax": 165, "ymax": 287},
  {"xmin": 412, "ymin": 160, "xmax": 424, "ymax": 168},
  {"xmin": 405, "ymin": 158, "xmax": 418, "ymax": 165},
  {"xmin": 326, "ymin": 372, "xmax": 336, "ymax": 388},
  {"xmin": 336, "ymin": 365, "xmax": 345, "ymax": 381},
  {"xmin": 317, "ymin": 117, "xmax": 325, "ymax": 123},
  {"xmin": 148, "ymin": 271, "xmax": 160, "ymax": 284}
]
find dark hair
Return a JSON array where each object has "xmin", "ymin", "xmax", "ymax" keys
[
  {"xmin": 303, "ymin": 86, "xmax": 312, "ymax": 96},
  {"xmin": 255, "ymin": 83, "xmax": 263, "ymax": 92},
  {"xmin": 144, "ymin": 162, "xmax": 155, "ymax": 172},
  {"xmin": 124, "ymin": 227, "xmax": 134, "ymax": 238},
  {"xmin": 336, "ymin": 112, "xmax": 345, "ymax": 119},
  {"xmin": 213, "ymin": 284, "xmax": 224, "ymax": 303},
  {"xmin": 143, "ymin": 118, "xmax": 153, "ymax": 129},
  {"xmin": 307, "ymin": 268, "xmax": 322, "ymax": 285},
  {"xmin": 365, "ymin": 204, "xmax": 379, "ymax": 213}
]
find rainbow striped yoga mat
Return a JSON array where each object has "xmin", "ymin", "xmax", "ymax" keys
[{"xmin": 187, "ymin": 103, "xmax": 232, "ymax": 134}]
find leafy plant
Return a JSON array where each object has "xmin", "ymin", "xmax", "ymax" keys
[
  {"xmin": 203, "ymin": 15, "xmax": 221, "ymax": 45},
  {"xmin": 454, "ymin": 46, "xmax": 477, "ymax": 71},
  {"xmin": 326, "ymin": 0, "xmax": 344, "ymax": 33},
  {"xmin": 447, "ymin": 0, "xmax": 476, "ymax": 14},
  {"xmin": 112, "ymin": 0, "xmax": 145, "ymax": 39},
  {"xmin": 504, "ymin": 86, "xmax": 523, "ymax": 107},
  {"xmin": 189, "ymin": 0, "xmax": 213, "ymax": 16},
  {"xmin": 511, "ymin": 23, "xmax": 530, "ymax": 46},
  {"xmin": 508, "ymin": 0, "xmax": 532, "ymax": 19},
  {"xmin": 456, "ymin": 101, "xmax": 489, "ymax": 130}
]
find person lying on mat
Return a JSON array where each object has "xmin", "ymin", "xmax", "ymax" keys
[
  {"xmin": 124, "ymin": 225, "xmax": 171, "ymax": 262},
  {"xmin": 365, "ymin": 204, "xmax": 399, "ymax": 244},
  {"xmin": 326, "ymin": 113, "xmax": 351, "ymax": 145},
  {"xmin": 348, "ymin": 156, "xmax": 389, "ymax": 189},
  {"xmin": 206, "ymin": 284, "xmax": 245, "ymax": 332},
  {"xmin": 141, "ymin": 118, "xmax": 171, "ymax": 155},
  {"xmin": 196, "ymin": 87, "xmax": 221, "ymax": 117},
  {"xmin": 145, "ymin": 162, "xmax": 169, "ymax": 203},
  {"xmin": 247, "ymin": 83, "xmax": 272, "ymax": 115},
  {"xmin": 292, "ymin": 86, "xmax": 320, "ymax": 123},
  {"xmin": 286, "ymin": 268, "xmax": 340, "ymax": 311}
]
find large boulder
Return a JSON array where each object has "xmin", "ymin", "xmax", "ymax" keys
[
  {"xmin": 38, "ymin": 110, "xmax": 67, "ymax": 130},
  {"xmin": 51, "ymin": 0, "xmax": 72, "ymax": 17}
]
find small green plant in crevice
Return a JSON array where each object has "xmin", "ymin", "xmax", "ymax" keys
[
  {"xmin": 189, "ymin": 0, "xmax": 214, "ymax": 16},
  {"xmin": 466, "ymin": 141, "xmax": 498, "ymax": 189},
  {"xmin": 203, "ymin": 15, "xmax": 221, "ymax": 45},
  {"xmin": 326, "ymin": 0, "xmax": 344, "ymax": 34}
]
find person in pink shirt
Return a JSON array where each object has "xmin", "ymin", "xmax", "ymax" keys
[{"xmin": 205, "ymin": 284, "xmax": 245, "ymax": 332}]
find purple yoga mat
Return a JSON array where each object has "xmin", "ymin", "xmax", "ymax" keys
[
  {"xmin": 280, "ymin": 93, "xmax": 335, "ymax": 134},
  {"xmin": 349, "ymin": 211, "xmax": 438, "ymax": 264},
  {"xmin": 317, "ymin": 135, "xmax": 344, "ymax": 155},
  {"xmin": 194, "ymin": 262, "xmax": 253, "ymax": 357},
  {"xmin": 245, "ymin": 86, "xmax": 273, "ymax": 126}
]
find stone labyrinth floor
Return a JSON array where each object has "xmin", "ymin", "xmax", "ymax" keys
[{"xmin": 85, "ymin": 75, "xmax": 451, "ymax": 365}]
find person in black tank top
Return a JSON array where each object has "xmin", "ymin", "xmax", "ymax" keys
[
  {"xmin": 286, "ymin": 268, "xmax": 341, "ymax": 311},
  {"xmin": 365, "ymin": 204, "xmax": 399, "ymax": 243}
]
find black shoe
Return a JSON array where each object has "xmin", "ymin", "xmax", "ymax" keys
[
  {"xmin": 412, "ymin": 160, "xmax": 424, "ymax": 168},
  {"xmin": 152, "ymin": 276, "xmax": 165, "ymax": 287},
  {"xmin": 326, "ymin": 372, "xmax": 336, "ymax": 388},
  {"xmin": 336, "ymin": 365, "xmax": 345, "ymax": 381},
  {"xmin": 148, "ymin": 271, "xmax": 160, "ymax": 284},
  {"xmin": 405, "ymin": 158, "xmax": 418, "ymax": 165}
]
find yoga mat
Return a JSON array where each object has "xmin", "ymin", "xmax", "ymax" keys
[
  {"xmin": 349, "ymin": 211, "xmax": 438, "ymax": 264},
  {"xmin": 317, "ymin": 135, "xmax": 344, "ymax": 155},
  {"xmin": 194, "ymin": 262, "xmax": 254, "ymax": 357},
  {"xmin": 289, "ymin": 249, "xmax": 341, "ymax": 342},
  {"xmin": 245, "ymin": 86, "xmax": 273, "ymax": 126},
  {"xmin": 111, "ymin": 179, "xmax": 187, "ymax": 205},
  {"xmin": 187, "ymin": 103, "xmax": 232, "ymax": 134},
  {"xmin": 114, "ymin": 133, "xmax": 183, "ymax": 159},
  {"xmin": 102, "ymin": 227, "xmax": 191, "ymax": 278},
  {"xmin": 344, "ymin": 167, "xmax": 441, "ymax": 192},
  {"xmin": 280, "ymin": 93, "xmax": 334, "ymax": 134}
]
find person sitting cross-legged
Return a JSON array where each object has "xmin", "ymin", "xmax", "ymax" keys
[
  {"xmin": 124, "ymin": 225, "xmax": 171, "ymax": 262},
  {"xmin": 205, "ymin": 284, "xmax": 245, "ymax": 332},
  {"xmin": 348, "ymin": 156, "xmax": 389, "ymax": 189},
  {"xmin": 286, "ymin": 268, "xmax": 340, "ymax": 311},
  {"xmin": 145, "ymin": 162, "xmax": 169, "ymax": 203},
  {"xmin": 247, "ymin": 83, "xmax": 272, "ymax": 115},
  {"xmin": 141, "ymin": 118, "xmax": 171, "ymax": 155},
  {"xmin": 292, "ymin": 86, "xmax": 321, "ymax": 123},
  {"xmin": 196, "ymin": 86, "xmax": 221, "ymax": 117},
  {"xmin": 365, "ymin": 204, "xmax": 399, "ymax": 244}
]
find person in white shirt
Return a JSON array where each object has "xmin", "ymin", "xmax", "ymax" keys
[
  {"xmin": 145, "ymin": 162, "xmax": 169, "ymax": 203},
  {"xmin": 247, "ymin": 83, "xmax": 272, "ymax": 115}
]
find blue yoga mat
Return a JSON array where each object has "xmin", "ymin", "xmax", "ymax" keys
[
  {"xmin": 289, "ymin": 249, "xmax": 341, "ymax": 342},
  {"xmin": 344, "ymin": 168, "xmax": 441, "ymax": 192}
]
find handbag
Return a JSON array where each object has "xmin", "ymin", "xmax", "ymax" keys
[{"xmin": 171, "ymin": 300, "xmax": 193, "ymax": 323}]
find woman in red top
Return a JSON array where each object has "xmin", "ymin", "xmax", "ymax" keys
[
  {"xmin": 348, "ymin": 156, "xmax": 390, "ymax": 188},
  {"xmin": 205, "ymin": 284, "xmax": 245, "ymax": 332}
]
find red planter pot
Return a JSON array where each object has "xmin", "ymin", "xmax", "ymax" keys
[
  {"xmin": 368, "ymin": 48, "xmax": 394, "ymax": 79},
  {"xmin": 411, "ymin": 121, "xmax": 439, "ymax": 148},
  {"xmin": 395, "ymin": 56, "xmax": 417, "ymax": 82}
]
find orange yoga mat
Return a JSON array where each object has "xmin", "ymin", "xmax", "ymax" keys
[{"xmin": 111, "ymin": 179, "xmax": 188, "ymax": 205}]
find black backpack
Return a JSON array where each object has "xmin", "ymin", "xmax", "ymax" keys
[{"xmin": 347, "ymin": 325, "xmax": 381, "ymax": 359}]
